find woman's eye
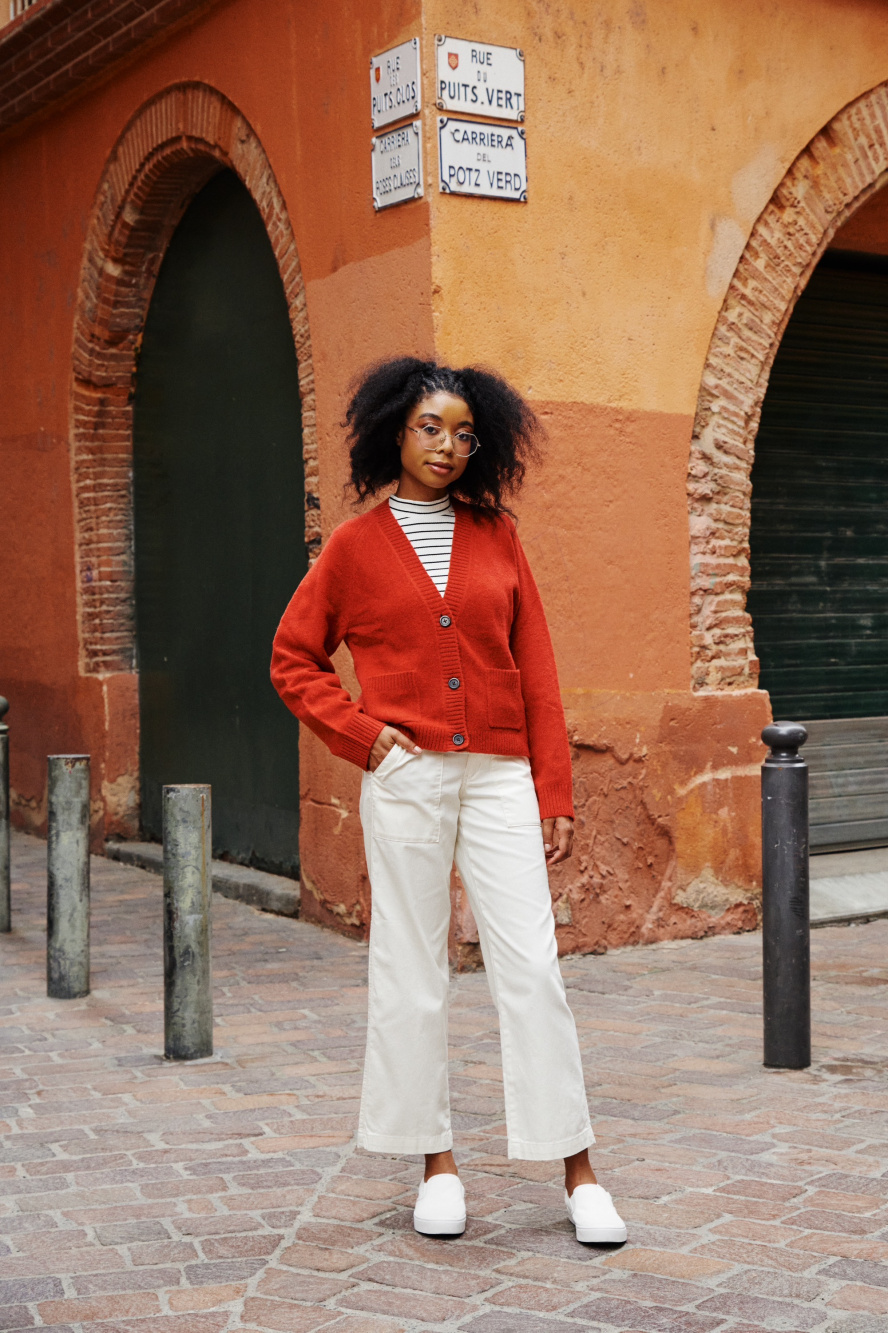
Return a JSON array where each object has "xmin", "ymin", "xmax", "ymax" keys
[
  {"xmin": 455, "ymin": 433, "xmax": 473, "ymax": 443},
  {"xmin": 421, "ymin": 424, "xmax": 439, "ymax": 436}
]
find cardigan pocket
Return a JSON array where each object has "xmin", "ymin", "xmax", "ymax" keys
[
  {"xmin": 361, "ymin": 671, "xmax": 420, "ymax": 724},
  {"xmin": 486, "ymin": 668, "xmax": 524, "ymax": 729}
]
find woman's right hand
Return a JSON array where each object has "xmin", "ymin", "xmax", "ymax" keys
[{"xmin": 367, "ymin": 726, "xmax": 422, "ymax": 772}]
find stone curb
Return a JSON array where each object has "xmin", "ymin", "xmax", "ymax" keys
[{"xmin": 104, "ymin": 840, "xmax": 300, "ymax": 917}]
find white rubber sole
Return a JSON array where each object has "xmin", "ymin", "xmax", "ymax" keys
[
  {"xmin": 413, "ymin": 1214, "xmax": 466, "ymax": 1237},
  {"xmin": 574, "ymin": 1222, "xmax": 628, "ymax": 1244}
]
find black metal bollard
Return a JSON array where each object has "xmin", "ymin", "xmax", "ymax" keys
[
  {"xmin": 47, "ymin": 754, "xmax": 91, "ymax": 998},
  {"xmin": 163, "ymin": 784, "xmax": 213, "ymax": 1060},
  {"xmin": 761, "ymin": 721, "xmax": 810, "ymax": 1069},
  {"xmin": 0, "ymin": 697, "xmax": 9, "ymax": 933}
]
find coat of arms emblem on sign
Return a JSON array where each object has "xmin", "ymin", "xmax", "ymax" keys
[{"xmin": 448, "ymin": 52, "xmax": 459, "ymax": 69}]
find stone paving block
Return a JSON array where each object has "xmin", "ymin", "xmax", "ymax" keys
[
  {"xmin": 359, "ymin": 1258, "xmax": 499, "ymax": 1297},
  {"xmin": 1, "ymin": 1310, "xmax": 42, "ymax": 1330},
  {"xmin": 377, "ymin": 1234, "xmax": 516, "ymax": 1272},
  {"xmin": 696, "ymin": 1290, "xmax": 827, "ymax": 1328},
  {"xmin": 570, "ymin": 1295, "xmax": 728, "ymax": 1330},
  {"xmin": 0, "ymin": 1277, "xmax": 65, "ymax": 1304},
  {"xmin": 166, "ymin": 1280, "xmax": 249, "ymax": 1310},
  {"xmin": 324, "ymin": 1319, "xmax": 406, "ymax": 1333},
  {"xmin": 601, "ymin": 1246, "xmax": 731, "ymax": 1279},
  {"xmin": 785, "ymin": 1209, "xmax": 887, "ymax": 1235},
  {"xmin": 494, "ymin": 1253, "xmax": 606, "ymax": 1288},
  {"xmin": 35, "ymin": 1293, "xmax": 162, "ymax": 1324},
  {"xmin": 70, "ymin": 1266, "xmax": 182, "ymax": 1295},
  {"xmin": 329, "ymin": 1176, "xmax": 408, "ymax": 1202},
  {"xmin": 821, "ymin": 1257, "xmax": 888, "ymax": 1288},
  {"xmin": 334, "ymin": 1287, "xmax": 470, "ymax": 1323},
  {"xmin": 278, "ymin": 1242, "xmax": 367, "ymax": 1273},
  {"xmin": 78, "ymin": 1317, "xmax": 232, "ymax": 1332},
  {"xmin": 184, "ymin": 1258, "xmax": 268, "ymax": 1285},
  {"xmin": 480, "ymin": 1225, "xmax": 602, "ymax": 1261},
  {"xmin": 713, "ymin": 1177, "xmax": 807, "ymax": 1203},
  {"xmin": 596, "ymin": 1270, "xmax": 719, "ymax": 1306},
  {"xmin": 255, "ymin": 1267, "xmax": 357, "ymax": 1302},
  {"xmin": 202, "ymin": 1233, "xmax": 283, "ymax": 1259},
  {"xmin": 459, "ymin": 1313, "xmax": 593, "ymax": 1332},
  {"xmin": 695, "ymin": 1238, "xmax": 819, "ymax": 1272},
  {"xmin": 814, "ymin": 1172, "xmax": 888, "ymax": 1197},
  {"xmin": 484, "ymin": 1280, "xmax": 578, "ymax": 1310},
  {"xmin": 313, "ymin": 1194, "xmax": 399, "ymax": 1223},
  {"xmin": 828, "ymin": 1283, "xmax": 888, "ymax": 1313}
]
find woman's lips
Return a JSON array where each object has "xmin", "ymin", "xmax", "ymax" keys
[{"xmin": 427, "ymin": 461, "xmax": 453, "ymax": 475}]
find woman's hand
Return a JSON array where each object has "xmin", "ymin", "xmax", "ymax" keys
[
  {"xmin": 542, "ymin": 816, "xmax": 574, "ymax": 866},
  {"xmin": 367, "ymin": 726, "xmax": 422, "ymax": 772}
]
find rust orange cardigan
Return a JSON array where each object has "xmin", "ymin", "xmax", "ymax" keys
[{"xmin": 270, "ymin": 498, "xmax": 574, "ymax": 819}]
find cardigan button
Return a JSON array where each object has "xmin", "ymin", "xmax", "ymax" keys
[
  {"xmin": 439, "ymin": 615, "xmax": 452, "ymax": 627},
  {"xmin": 448, "ymin": 677, "xmax": 460, "ymax": 690},
  {"xmin": 452, "ymin": 733, "xmax": 465, "ymax": 746}
]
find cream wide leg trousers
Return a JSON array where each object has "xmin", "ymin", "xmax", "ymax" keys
[{"xmin": 356, "ymin": 747, "xmax": 595, "ymax": 1161}]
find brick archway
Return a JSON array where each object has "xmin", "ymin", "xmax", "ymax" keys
[
  {"xmin": 71, "ymin": 82, "xmax": 318, "ymax": 676},
  {"xmin": 688, "ymin": 81, "xmax": 888, "ymax": 693}
]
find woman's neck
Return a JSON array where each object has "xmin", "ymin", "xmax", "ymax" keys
[{"xmin": 395, "ymin": 473, "xmax": 450, "ymax": 503}]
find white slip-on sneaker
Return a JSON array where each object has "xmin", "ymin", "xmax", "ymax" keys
[
  {"xmin": 565, "ymin": 1183, "xmax": 628, "ymax": 1244},
  {"xmin": 413, "ymin": 1173, "xmax": 466, "ymax": 1237}
]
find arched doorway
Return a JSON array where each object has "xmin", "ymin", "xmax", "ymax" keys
[
  {"xmin": 687, "ymin": 82, "xmax": 888, "ymax": 859},
  {"xmin": 133, "ymin": 169, "xmax": 305, "ymax": 873},
  {"xmin": 748, "ymin": 236, "xmax": 888, "ymax": 850}
]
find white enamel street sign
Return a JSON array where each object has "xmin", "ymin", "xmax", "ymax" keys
[
  {"xmin": 435, "ymin": 35, "xmax": 525, "ymax": 122},
  {"xmin": 372, "ymin": 121, "xmax": 423, "ymax": 210},
  {"xmin": 438, "ymin": 117, "xmax": 526, "ymax": 201},
  {"xmin": 370, "ymin": 38, "xmax": 421, "ymax": 129}
]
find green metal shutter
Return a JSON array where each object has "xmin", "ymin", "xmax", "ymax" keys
[
  {"xmin": 748, "ymin": 249, "xmax": 888, "ymax": 850},
  {"xmin": 133, "ymin": 170, "xmax": 306, "ymax": 874}
]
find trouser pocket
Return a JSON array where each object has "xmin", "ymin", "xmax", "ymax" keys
[
  {"xmin": 493, "ymin": 755, "xmax": 541, "ymax": 827},
  {"xmin": 371, "ymin": 748, "xmax": 444, "ymax": 843}
]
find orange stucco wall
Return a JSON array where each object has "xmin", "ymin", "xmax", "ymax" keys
[{"xmin": 2, "ymin": 0, "xmax": 888, "ymax": 953}]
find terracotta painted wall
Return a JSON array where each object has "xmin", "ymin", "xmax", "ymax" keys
[
  {"xmin": 2, "ymin": 0, "xmax": 888, "ymax": 954},
  {"xmin": 0, "ymin": 0, "xmax": 429, "ymax": 925},
  {"xmin": 421, "ymin": 0, "xmax": 888, "ymax": 952}
]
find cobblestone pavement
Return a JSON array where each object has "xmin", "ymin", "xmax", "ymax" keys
[{"xmin": 3, "ymin": 830, "xmax": 888, "ymax": 1332}]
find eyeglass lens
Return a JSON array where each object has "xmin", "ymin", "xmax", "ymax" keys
[{"xmin": 414, "ymin": 426, "xmax": 479, "ymax": 456}]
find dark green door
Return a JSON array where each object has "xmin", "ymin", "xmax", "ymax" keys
[
  {"xmin": 133, "ymin": 169, "xmax": 305, "ymax": 874},
  {"xmin": 748, "ymin": 247, "xmax": 888, "ymax": 849}
]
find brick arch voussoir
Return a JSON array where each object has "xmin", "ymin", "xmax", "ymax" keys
[
  {"xmin": 71, "ymin": 83, "xmax": 318, "ymax": 677},
  {"xmin": 688, "ymin": 80, "xmax": 888, "ymax": 693}
]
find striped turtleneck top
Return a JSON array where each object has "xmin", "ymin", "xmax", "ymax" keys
[{"xmin": 388, "ymin": 494, "xmax": 455, "ymax": 597}]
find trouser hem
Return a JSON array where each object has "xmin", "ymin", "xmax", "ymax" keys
[
  {"xmin": 507, "ymin": 1125, "xmax": 596, "ymax": 1161},
  {"xmin": 358, "ymin": 1129, "xmax": 454, "ymax": 1155}
]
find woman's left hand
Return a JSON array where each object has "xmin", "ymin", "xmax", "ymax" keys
[{"xmin": 542, "ymin": 816, "xmax": 574, "ymax": 866}]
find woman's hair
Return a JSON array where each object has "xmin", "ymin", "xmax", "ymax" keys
[{"xmin": 344, "ymin": 357, "xmax": 543, "ymax": 513}]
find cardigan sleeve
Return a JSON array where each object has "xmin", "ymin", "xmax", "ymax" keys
[
  {"xmin": 270, "ymin": 525, "xmax": 386, "ymax": 770},
  {"xmin": 508, "ymin": 528, "xmax": 575, "ymax": 820}
]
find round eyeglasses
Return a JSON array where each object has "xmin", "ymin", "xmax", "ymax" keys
[{"xmin": 406, "ymin": 424, "xmax": 480, "ymax": 457}]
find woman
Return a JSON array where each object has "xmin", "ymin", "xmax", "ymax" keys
[{"xmin": 271, "ymin": 358, "xmax": 626, "ymax": 1245}]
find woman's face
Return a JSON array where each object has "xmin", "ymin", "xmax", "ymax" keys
[{"xmin": 397, "ymin": 391, "xmax": 474, "ymax": 497}]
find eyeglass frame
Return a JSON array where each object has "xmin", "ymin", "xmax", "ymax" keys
[{"xmin": 405, "ymin": 423, "xmax": 481, "ymax": 458}]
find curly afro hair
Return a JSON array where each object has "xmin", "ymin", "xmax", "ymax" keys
[{"xmin": 344, "ymin": 357, "xmax": 543, "ymax": 514}]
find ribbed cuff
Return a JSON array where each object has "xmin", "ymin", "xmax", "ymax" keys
[
  {"xmin": 535, "ymin": 782, "xmax": 575, "ymax": 821},
  {"xmin": 336, "ymin": 713, "xmax": 387, "ymax": 770}
]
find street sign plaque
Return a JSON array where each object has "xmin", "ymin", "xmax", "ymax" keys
[
  {"xmin": 372, "ymin": 121, "xmax": 424, "ymax": 210},
  {"xmin": 435, "ymin": 35, "xmax": 525, "ymax": 122},
  {"xmin": 370, "ymin": 38, "xmax": 421, "ymax": 129},
  {"xmin": 438, "ymin": 117, "xmax": 526, "ymax": 201}
]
